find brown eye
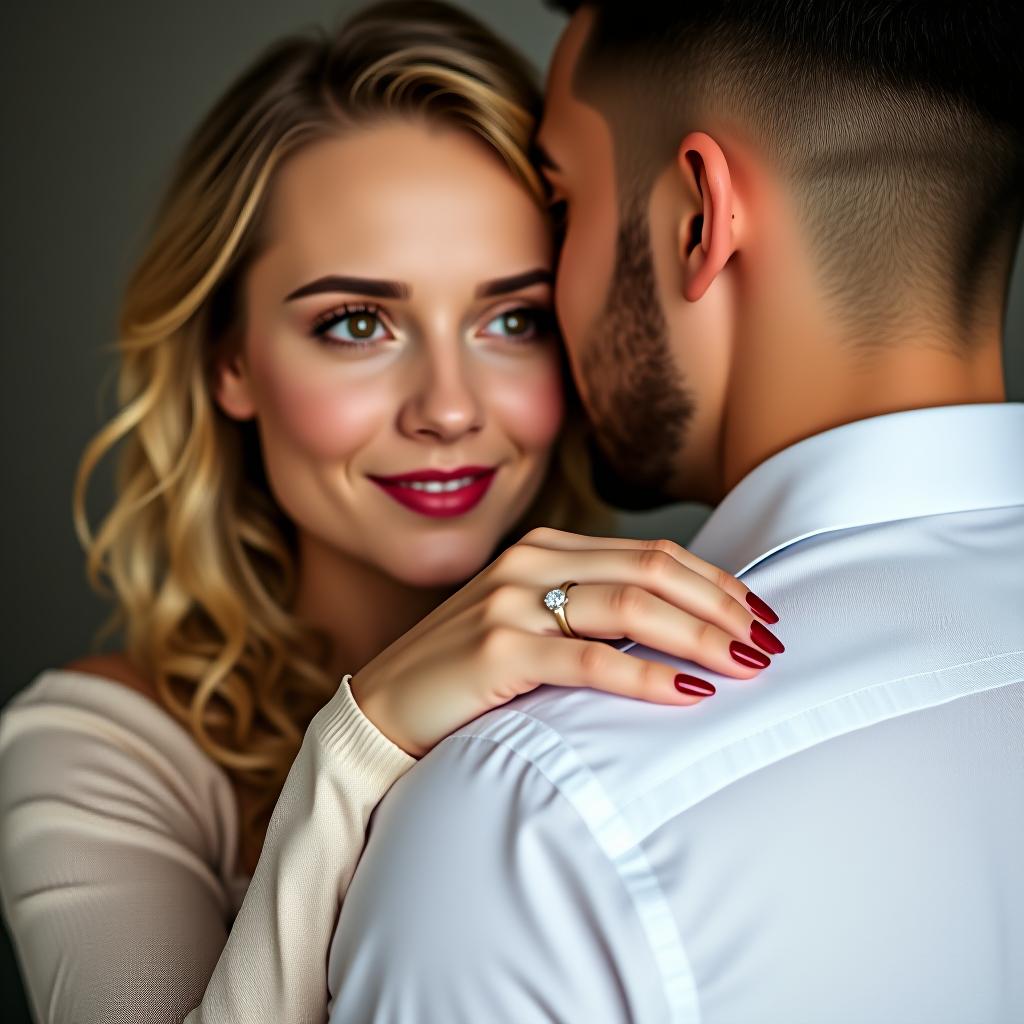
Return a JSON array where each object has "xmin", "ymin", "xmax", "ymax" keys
[
  {"xmin": 480, "ymin": 307, "xmax": 554, "ymax": 342},
  {"xmin": 312, "ymin": 304, "xmax": 393, "ymax": 347},
  {"xmin": 347, "ymin": 313, "xmax": 378, "ymax": 339},
  {"xmin": 502, "ymin": 312, "xmax": 528, "ymax": 335}
]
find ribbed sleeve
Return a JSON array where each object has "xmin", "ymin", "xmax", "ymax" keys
[{"xmin": 312, "ymin": 673, "xmax": 419, "ymax": 789}]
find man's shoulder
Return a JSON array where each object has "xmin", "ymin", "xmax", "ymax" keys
[
  {"xmin": 412, "ymin": 504, "xmax": 1024, "ymax": 836},
  {"xmin": 331, "ymin": 696, "xmax": 674, "ymax": 1023},
  {"xmin": 364, "ymin": 692, "xmax": 617, "ymax": 862},
  {"xmin": 379, "ymin": 498, "xmax": 1023, "ymax": 848}
]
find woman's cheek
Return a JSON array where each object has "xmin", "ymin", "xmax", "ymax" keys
[
  {"xmin": 252, "ymin": 348, "xmax": 389, "ymax": 460},
  {"xmin": 490, "ymin": 357, "xmax": 566, "ymax": 451}
]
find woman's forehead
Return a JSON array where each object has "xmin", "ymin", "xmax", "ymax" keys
[{"xmin": 256, "ymin": 126, "xmax": 553, "ymax": 298}]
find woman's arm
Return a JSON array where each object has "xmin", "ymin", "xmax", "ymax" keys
[
  {"xmin": 186, "ymin": 674, "xmax": 416, "ymax": 1023},
  {"xmin": 1, "ymin": 531, "xmax": 774, "ymax": 1022},
  {"xmin": 0, "ymin": 669, "xmax": 415, "ymax": 1024}
]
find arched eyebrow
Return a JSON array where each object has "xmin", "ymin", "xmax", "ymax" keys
[
  {"xmin": 285, "ymin": 276, "xmax": 410, "ymax": 301},
  {"xmin": 475, "ymin": 269, "xmax": 552, "ymax": 298},
  {"xmin": 284, "ymin": 270, "xmax": 552, "ymax": 303}
]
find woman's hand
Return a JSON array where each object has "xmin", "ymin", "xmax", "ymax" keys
[{"xmin": 350, "ymin": 527, "xmax": 783, "ymax": 758}]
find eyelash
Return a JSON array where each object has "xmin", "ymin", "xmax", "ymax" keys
[
  {"xmin": 310, "ymin": 303, "xmax": 393, "ymax": 348},
  {"xmin": 308, "ymin": 302, "xmax": 556, "ymax": 350}
]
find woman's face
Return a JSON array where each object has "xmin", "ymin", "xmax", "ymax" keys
[{"xmin": 217, "ymin": 121, "xmax": 565, "ymax": 587}]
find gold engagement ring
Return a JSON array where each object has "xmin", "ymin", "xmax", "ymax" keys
[{"xmin": 543, "ymin": 581, "xmax": 580, "ymax": 638}]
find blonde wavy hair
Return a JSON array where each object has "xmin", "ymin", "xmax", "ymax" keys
[{"xmin": 73, "ymin": 0, "xmax": 609, "ymax": 852}]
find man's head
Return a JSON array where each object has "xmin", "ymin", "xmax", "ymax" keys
[{"xmin": 538, "ymin": 1, "xmax": 1024, "ymax": 504}]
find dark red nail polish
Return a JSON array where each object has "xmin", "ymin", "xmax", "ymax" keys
[
  {"xmin": 674, "ymin": 674, "xmax": 716, "ymax": 697},
  {"xmin": 750, "ymin": 620, "xmax": 785, "ymax": 655},
  {"xmin": 730, "ymin": 641, "xmax": 771, "ymax": 669},
  {"xmin": 746, "ymin": 592, "xmax": 779, "ymax": 624}
]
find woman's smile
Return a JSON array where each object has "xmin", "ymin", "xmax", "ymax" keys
[{"xmin": 368, "ymin": 465, "xmax": 499, "ymax": 518}]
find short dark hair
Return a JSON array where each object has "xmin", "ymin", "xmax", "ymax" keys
[{"xmin": 545, "ymin": 1, "xmax": 1024, "ymax": 341}]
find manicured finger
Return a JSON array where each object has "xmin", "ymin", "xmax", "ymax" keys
[
  {"xmin": 518, "ymin": 527, "xmax": 773, "ymax": 620},
  {"xmin": 511, "ymin": 630, "xmax": 717, "ymax": 707},
  {"xmin": 534, "ymin": 582, "xmax": 773, "ymax": 679},
  {"xmin": 495, "ymin": 544, "xmax": 778, "ymax": 654}
]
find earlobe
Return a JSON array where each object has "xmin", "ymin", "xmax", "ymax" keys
[
  {"xmin": 676, "ymin": 131, "xmax": 739, "ymax": 302},
  {"xmin": 212, "ymin": 349, "xmax": 257, "ymax": 421}
]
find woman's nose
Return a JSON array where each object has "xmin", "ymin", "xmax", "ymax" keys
[{"xmin": 397, "ymin": 351, "xmax": 484, "ymax": 443}]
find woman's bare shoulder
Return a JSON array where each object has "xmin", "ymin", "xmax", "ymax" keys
[{"xmin": 60, "ymin": 652, "xmax": 160, "ymax": 707}]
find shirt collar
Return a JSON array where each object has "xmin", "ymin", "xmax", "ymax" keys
[{"xmin": 687, "ymin": 402, "xmax": 1024, "ymax": 577}]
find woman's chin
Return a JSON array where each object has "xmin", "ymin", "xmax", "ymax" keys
[{"xmin": 379, "ymin": 534, "xmax": 500, "ymax": 590}]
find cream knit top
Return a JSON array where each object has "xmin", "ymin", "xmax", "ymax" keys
[{"xmin": 0, "ymin": 668, "xmax": 417, "ymax": 1023}]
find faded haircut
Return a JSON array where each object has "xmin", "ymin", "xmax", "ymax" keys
[{"xmin": 546, "ymin": 1, "xmax": 1024, "ymax": 343}]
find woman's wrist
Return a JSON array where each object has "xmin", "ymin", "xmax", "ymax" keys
[
  {"xmin": 312, "ymin": 674, "xmax": 418, "ymax": 778},
  {"xmin": 350, "ymin": 672, "xmax": 430, "ymax": 760}
]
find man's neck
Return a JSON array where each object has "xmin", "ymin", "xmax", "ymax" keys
[
  {"xmin": 712, "ymin": 256, "xmax": 1007, "ymax": 499},
  {"xmin": 718, "ymin": 323, "xmax": 1006, "ymax": 500}
]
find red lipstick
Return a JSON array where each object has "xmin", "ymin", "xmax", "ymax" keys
[{"xmin": 368, "ymin": 465, "xmax": 498, "ymax": 518}]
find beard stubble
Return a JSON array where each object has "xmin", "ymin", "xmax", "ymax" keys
[{"xmin": 577, "ymin": 193, "xmax": 696, "ymax": 509}]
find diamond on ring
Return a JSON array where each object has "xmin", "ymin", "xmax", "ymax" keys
[{"xmin": 544, "ymin": 587, "xmax": 568, "ymax": 612}]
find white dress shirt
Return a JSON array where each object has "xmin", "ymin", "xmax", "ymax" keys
[{"xmin": 327, "ymin": 403, "xmax": 1024, "ymax": 1024}]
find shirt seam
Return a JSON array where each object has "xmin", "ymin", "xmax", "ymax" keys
[
  {"xmin": 612, "ymin": 647, "xmax": 1024, "ymax": 823},
  {"xmin": 441, "ymin": 647, "xmax": 1023, "ymax": 1023},
  {"xmin": 444, "ymin": 716, "xmax": 702, "ymax": 1024}
]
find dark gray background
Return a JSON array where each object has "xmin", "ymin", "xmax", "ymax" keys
[{"xmin": 2, "ymin": 2, "xmax": 1022, "ymax": 1017}]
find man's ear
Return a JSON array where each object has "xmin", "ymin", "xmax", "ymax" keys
[
  {"xmin": 676, "ymin": 131, "xmax": 739, "ymax": 302},
  {"xmin": 212, "ymin": 345, "xmax": 257, "ymax": 421}
]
